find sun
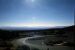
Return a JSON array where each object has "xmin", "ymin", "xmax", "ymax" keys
[
  {"xmin": 31, "ymin": 0, "xmax": 35, "ymax": 2},
  {"xmin": 31, "ymin": 17, "xmax": 36, "ymax": 20},
  {"xmin": 26, "ymin": 0, "xmax": 35, "ymax": 3}
]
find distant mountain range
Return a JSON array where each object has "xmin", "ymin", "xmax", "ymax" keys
[{"xmin": 0, "ymin": 26, "xmax": 68, "ymax": 30}]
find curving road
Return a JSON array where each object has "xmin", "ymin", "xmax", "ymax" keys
[{"xmin": 12, "ymin": 35, "xmax": 74, "ymax": 50}]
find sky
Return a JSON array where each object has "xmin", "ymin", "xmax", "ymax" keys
[{"xmin": 0, "ymin": 0, "xmax": 75, "ymax": 27}]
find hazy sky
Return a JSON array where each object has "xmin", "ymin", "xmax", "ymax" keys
[{"xmin": 0, "ymin": 0, "xmax": 74, "ymax": 27}]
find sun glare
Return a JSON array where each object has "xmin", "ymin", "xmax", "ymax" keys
[{"xmin": 7, "ymin": 23, "xmax": 56, "ymax": 27}]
